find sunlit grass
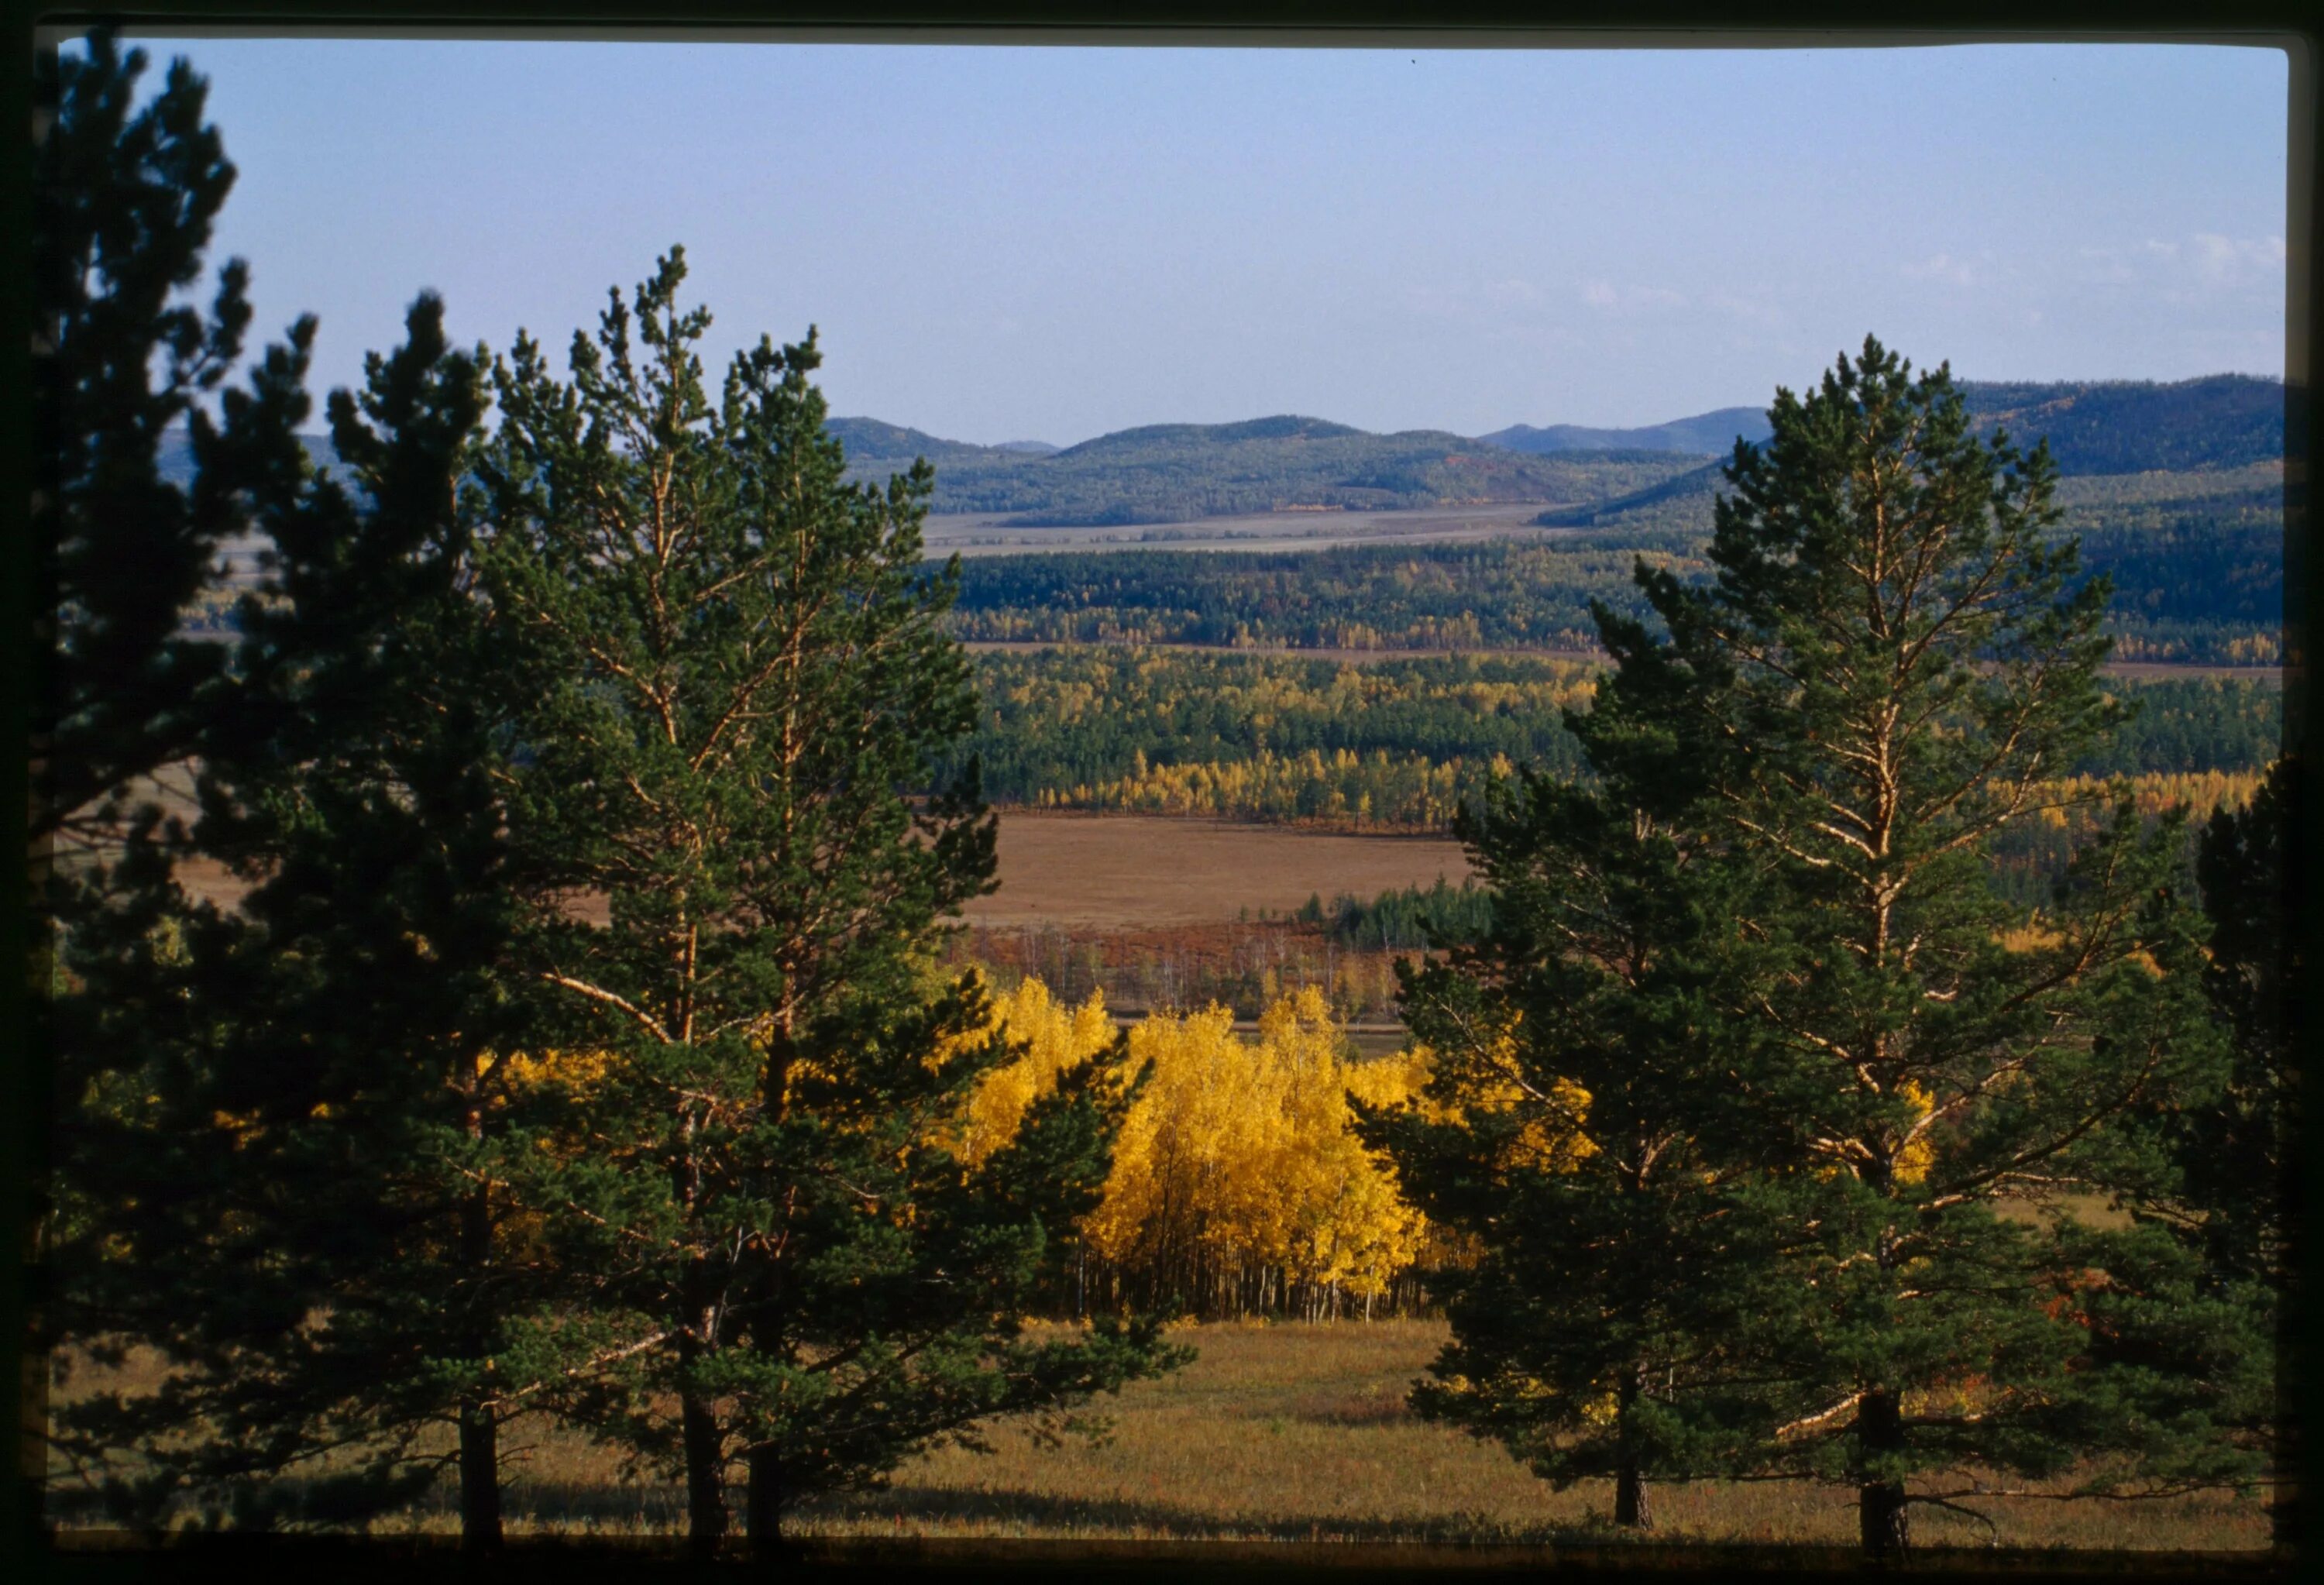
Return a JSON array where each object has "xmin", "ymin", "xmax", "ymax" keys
[{"xmin": 52, "ymin": 1319, "xmax": 2268, "ymax": 1550}]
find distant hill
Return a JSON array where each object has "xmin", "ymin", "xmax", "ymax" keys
[
  {"xmin": 1504, "ymin": 374, "xmax": 2281, "ymax": 483},
  {"xmin": 1956, "ymin": 374, "xmax": 2283, "ymax": 475},
  {"xmin": 823, "ymin": 417, "xmax": 1025, "ymax": 467},
  {"xmin": 1480, "ymin": 407, "xmax": 1771, "ymax": 458},
  {"xmin": 834, "ymin": 413, "xmax": 1700, "ymax": 524},
  {"xmin": 146, "ymin": 371, "xmax": 2281, "ymax": 532},
  {"xmin": 1532, "ymin": 375, "xmax": 2284, "ymax": 531}
]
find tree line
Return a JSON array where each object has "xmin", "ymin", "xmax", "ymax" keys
[
  {"xmin": 947, "ymin": 504, "xmax": 2284, "ymax": 664},
  {"xmin": 954, "ymin": 648, "xmax": 2279, "ymax": 850}
]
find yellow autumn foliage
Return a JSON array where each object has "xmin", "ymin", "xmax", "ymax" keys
[
  {"xmin": 1092, "ymin": 985, "xmax": 1428, "ymax": 1298},
  {"xmin": 948, "ymin": 977, "xmax": 1119, "ymax": 1168},
  {"xmin": 954, "ymin": 980, "xmax": 1437, "ymax": 1303},
  {"xmin": 1398, "ymin": 1019, "xmax": 1598, "ymax": 1178},
  {"xmin": 2031, "ymin": 768, "xmax": 2265, "ymax": 830},
  {"xmin": 1893, "ymin": 1079, "xmax": 1937, "ymax": 1187},
  {"xmin": 494, "ymin": 1047, "xmax": 618, "ymax": 1102}
]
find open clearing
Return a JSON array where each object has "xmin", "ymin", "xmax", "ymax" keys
[{"xmin": 961, "ymin": 814, "xmax": 1471, "ymax": 929}]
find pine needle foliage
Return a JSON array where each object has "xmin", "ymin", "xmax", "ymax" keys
[
  {"xmin": 1365, "ymin": 337, "xmax": 2248, "ymax": 1556},
  {"xmin": 44, "ymin": 294, "xmax": 578, "ymax": 1549},
  {"xmin": 476, "ymin": 250, "xmax": 1179, "ymax": 1553},
  {"xmin": 30, "ymin": 29, "xmax": 253, "ymax": 853}
]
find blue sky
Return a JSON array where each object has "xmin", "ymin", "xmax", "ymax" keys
[{"xmin": 114, "ymin": 36, "xmax": 2288, "ymax": 445}]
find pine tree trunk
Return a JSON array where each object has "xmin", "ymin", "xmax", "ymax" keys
[
  {"xmin": 458, "ymin": 1399, "xmax": 503, "ymax": 1554},
  {"xmin": 745, "ymin": 1446, "xmax": 782, "ymax": 1555},
  {"xmin": 1855, "ymin": 1389, "xmax": 1910, "ymax": 1558},
  {"xmin": 456, "ymin": 1167, "xmax": 504, "ymax": 1552},
  {"xmin": 19, "ymin": 1298, "xmax": 51, "ymax": 1539},
  {"xmin": 1614, "ymin": 1370, "xmax": 1652, "ymax": 1529},
  {"xmin": 1614, "ymin": 1461, "xmax": 1651, "ymax": 1528},
  {"xmin": 680, "ymin": 1380, "xmax": 727, "ymax": 1557},
  {"xmin": 678, "ymin": 1260, "xmax": 728, "ymax": 1560}
]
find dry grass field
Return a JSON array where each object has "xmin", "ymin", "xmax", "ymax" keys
[
  {"xmin": 921, "ymin": 503, "xmax": 1563, "ymax": 559},
  {"xmin": 50, "ymin": 1321, "xmax": 2268, "ymax": 1550},
  {"xmin": 161, "ymin": 810, "xmax": 1469, "ymax": 935},
  {"xmin": 961, "ymin": 814, "xmax": 1471, "ymax": 929}
]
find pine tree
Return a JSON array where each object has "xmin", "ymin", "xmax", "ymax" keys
[
  {"xmin": 1589, "ymin": 337, "xmax": 2236, "ymax": 1555},
  {"xmin": 479, "ymin": 250, "xmax": 1177, "ymax": 1554},
  {"xmin": 44, "ymin": 296, "xmax": 586, "ymax": 1549},
  {"xmin": 2181, "ymin": 755, "xmax": 2295, "ymax": 1293},
  {"xmin": 2185, "ymin": 753, "xmax": 2300, "ymax": 1550},
  {"xmin": 1358, "ymin": 768, "xmax": 1798, "ymax": 1530},
  {"xmin": 29, "ymin": 28, "xmax": 303, "ymax": 1532},
  {"xmin": 2089, "ymin": 754, "xmax": 2298, "ymax": 1548}
]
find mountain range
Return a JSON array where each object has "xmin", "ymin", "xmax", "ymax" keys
[
  {"xmin": 154, "ymin": 373, "xmax": 2281, "ymax": 529},
  {"xmin": 831, "ymin": 373, "xmax": 2282, "ymax": 523}
]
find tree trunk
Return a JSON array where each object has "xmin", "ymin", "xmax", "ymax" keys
[
  {"xmin": 745, "ymin": 1446, "xmax": 782, "ymax": 1556},
  {"xmin": 1614, "ymin": 1460, "xmax": 1652, "ymax": 1529},
  {"xmin": 680, "ymin": 1380, "xmax": 727, "ymax": 1558},
  {"xmin": 456, "ymin": 1166, "xmax": 504, "ymax": 1552},
  {"xmin": 458, "ymin": 1398, "xmax": 503, "ymax": 1554},
  {"xmin": 1855, "ymin": 1389, "xmax": 1910, "ymax": 1558},
  {"xmin": 1614, "ymin": 1369, "xmax": 1652, "ymax": 1529}
]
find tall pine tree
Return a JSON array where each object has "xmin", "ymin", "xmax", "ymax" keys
[
  {"xmin": 44, "ymin": 295, "xmax": 590, "ymax": 1550},
  {"xmin": 1603, "ymin": 338, "xmax": 2239, "ymax": 1555},
  {"xmin": 1359, "ymin": 768, "xmax": 1799, "ymax": 1529},
  {"xmin": 1377, "ymin": 337, "xmax": 2246, "ymax": 1557},
  {"xmin": 480, "ymin": 250, "xmax": 1177, "ymax": 1555},
  {"xmin": 2090, "ymin": 754, "xmax": 2298, "ymax": 1549},
  {"xmin": 29, "ymin": 28, "xmax": 307, "ymax": 1533}
]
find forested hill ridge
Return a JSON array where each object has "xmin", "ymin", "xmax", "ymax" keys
[
  {"xmin": 163, "ymin": 373, "xmax": 2281, "ymax": 530},
  {"xmin": 1479, "ymin": 406, "xmax": 1769, "ymax": 456},
  {"xmin": 1487, "ymin": 373, "xmax": 2282, "ymax": 473},
  {"xmin": 834, "ymin": 373, "xmax": 2281, "ymax": 524},
  {"xmin": 1540, "ymin": 374, "xmax": 2284, "ymax": 531},
  {"xmin": 830, "ymin": 411, "xmax": 1700, "ymax": 525}
]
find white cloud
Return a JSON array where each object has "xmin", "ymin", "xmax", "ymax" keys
[
  {"xmin": 2187, "ymin": 232, "xmax": 2285, "ymax": 287},
  {"xmin": 1900, "ymin": 251, "xmax": 1990, "ymax": 287},
  {"xmin": 1707, "ymin": 289, "xmax": 1786, "ymax": 330},
  {"xmin": 2075, "ymin": 233, "xmax": 2284, "ymax": 294},
  {"xmin": 1580, "ymin": 278, "xmax": 1687, "ymax": 312}
]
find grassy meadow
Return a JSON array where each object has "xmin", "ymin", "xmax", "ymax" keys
[{"xmin": 53, "ymin": 1320, "xmax": 2270, "ymax": 1551}]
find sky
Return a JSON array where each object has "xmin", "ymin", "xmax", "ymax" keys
[{"xmin": 103, "ymin": 34, "xmax": 2290, "ymax": 446}]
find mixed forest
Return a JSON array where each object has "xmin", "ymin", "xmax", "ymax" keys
[{"xmin": 27, "ymin": 29, "xmax": 2298, "ymax": 1567}]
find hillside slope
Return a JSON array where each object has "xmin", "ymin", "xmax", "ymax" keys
[{"xmin": 837, "ymin": 414, "xmax": 1701, "ymax": 525}]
